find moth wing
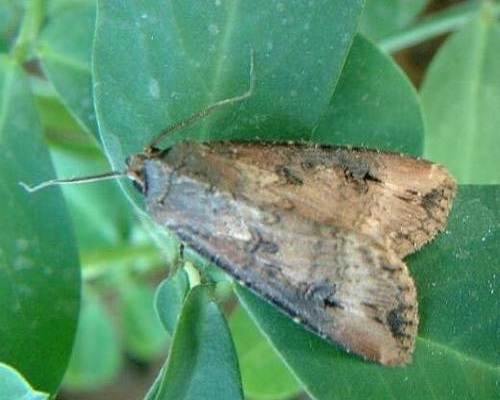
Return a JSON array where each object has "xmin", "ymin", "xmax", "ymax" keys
[
  {"xmin": 185, "ymin": 141, "xmax": 456, "ymax": 258},
  {"xmin": 145, "ymin": 157, "xmax": 417, "ymax": 365},
  {"xmin": 177, "ymin": 216, "xmax": 417, "ymax": 366}
]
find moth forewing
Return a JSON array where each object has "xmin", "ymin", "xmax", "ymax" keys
[
  {"xmin": 164, "ymin": 141, "xmax": 456, "ymax": 258},
  {"xmin": 133, "ymin": 140, "xmax": 455, "ymax": 366}
]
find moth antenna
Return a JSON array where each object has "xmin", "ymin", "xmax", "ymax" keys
[
  {"xmin": 147, "ymin": 49, "xmax": 256, "ymax": 149},
  {"xmin": 19, "ymin": 171, "xmax": 127, "ymax": 193}
]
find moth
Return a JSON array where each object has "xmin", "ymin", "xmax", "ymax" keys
[
  {"xmin": 22, "ymin": 57, "xmax": 456, "ymax": 366},
  {"xmin": 127, "ymin": 141, "xmax": 455, "ymax": 366}
]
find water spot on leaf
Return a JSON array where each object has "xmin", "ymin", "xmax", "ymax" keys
[
  {"xmin": 16, "ymin": 238, "xmax": 29, "ymax": 251},
  {"xmin": 208, "ymin": 24, "xmax": 220, "ymax": 36},
  {"xmin": 149, "ymin": 78, "xmax": 160, "ymax": 99},
  {"xmin": 170, "ymin": 91, "xmax": 181, "ymax": 101},
  {"xmin": 17, "ymin": 284, "xmax": 33, "ymax": 297},
  {"xmin": 14, "ymin": 256, "xmax": 34, "ymax": 271}
]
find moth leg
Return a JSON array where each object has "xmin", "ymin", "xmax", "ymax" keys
[{"xmin": 178, "ymin": 243, "xmax": 185, "ymax": 264}]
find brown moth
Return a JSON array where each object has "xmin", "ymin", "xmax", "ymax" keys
[
  {"xmin": 127, "ymin": 141, "xmax": 455, "ymax": 366},
  {"xmin": 21, "ymin": 55, "xmax": 456, "ymax": 366}
]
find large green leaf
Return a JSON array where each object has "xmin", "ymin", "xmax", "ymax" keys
[
  {"xmin": 236, "ymin": 185, "xmax": 499, "ymax": 399},
  {"xmin": 149, "ymin": 285, "xmax": 243, "ymax": 400},
  {"xmin": 421, "ymin": 14, "xmax": 500, "ymax": 184},
  {"xmin": 90, "ymin": 2, "xmax": 436, "ymax": 398},
  {"xmin": 313, "ymin": 34, "xmax": 424, "ymax": 155},
  {"xmin": 0, "ymin": 57, "xmax": 80, "ymax": 393},
  {"xmin": 93, "ymin": 0, "xmax": 364, "ymax": 175}
]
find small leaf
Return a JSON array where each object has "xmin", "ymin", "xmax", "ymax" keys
[
  {"xmin": 0, "ymin": 363, "xmax": 49, "ymax": 400},
  {"xmin": 63, "ymin": 292, "xmax": 122, "ymax": 391},
  {"xmin": 0, "ymin": 56, "xmax": 80, "ymax": 393},
  {"xmin": 421, "ymin": 14, "xmax": 500, "ymax": 183},
  {"xmin": 360, "ymin": 0, "xmax": 428, "ymax": 40},
  {"xmin": 38, "ymin": 3, "xmax": 98, "ymax": 135},
  {"xmin": 313, "ymin": 34, "xmax": 424, "ymax": 155},
  {"xmin": 155, "ymin": 268, "xmax": 189, "ymax": 335},
  {"xmin": 149, "ymin": 285, "xmax": 243, "ymax": 400}
]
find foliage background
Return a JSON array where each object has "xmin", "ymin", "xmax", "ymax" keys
[{"xmin": 0, "ymin": 0, "xmax": 498, "ymax": 399}]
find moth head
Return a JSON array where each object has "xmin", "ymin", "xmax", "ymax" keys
[{"xmin": 126, "ymin": 147, "xmax": 161, "ymax": 193}]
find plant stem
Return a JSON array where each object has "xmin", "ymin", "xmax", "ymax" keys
[
  {"xmin": 378, "ymin": 0, "xmax": 500, "ymax": 53},
  {"xmin": 81, "ymin": 243, "xmax": 165, "ymax": 281},
  {"xmin": 11, "ymin": 0, "xmax": 45, "ymax": 62}
]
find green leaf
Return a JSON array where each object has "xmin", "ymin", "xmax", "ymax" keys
[
  {"xmin": 93, "ymin": 0, "xmax": 364, "ymax": 174},
  {"xmin": 149, "ymin": 285, "xmax": 243, "ymax": 400},
  {"xmin": 38, "ymin": 3, "xmax": 98, "ymax": 135},
  {"xmin": 120, "ymin": 279, "xmax": 167, "ymax": 362},
  {"xmin": 236, "ymin": 185, "xmax": 499, "ymax": 400},
  {"xmin": 0, "ymin": 363, "xmax": 49, "ymax": 400},
  {"xmin": 0, "ymin": 56, "xmax": 80, "ymax": 394},
  {"xmin": 230, "ymin": 306, "xmax": 301, "ymax": 400},
  {"xmin": 421, "ymin": 13, "xmax": 500, "ymax": 184},
  {"xmin": 33, "ymin": 80, "xmax": 86, "ymax": 134},
  {"xmin": 63, "ymin": 292, "xmax": 122, "ymax": 391},
  {"xmin": 409, "ymin": 185, "xmax": 499, "ymax": 367},
  {"xmin": 313, "ymin": 34, "xmax": 424, "ymax": 155},
  {"xmin": 155, "ymin": 268, "xmax": 189, "ymax": 335},
  {"xmin": 360, "ymin": 0, "xmax": 428, "ymax": 40}
]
